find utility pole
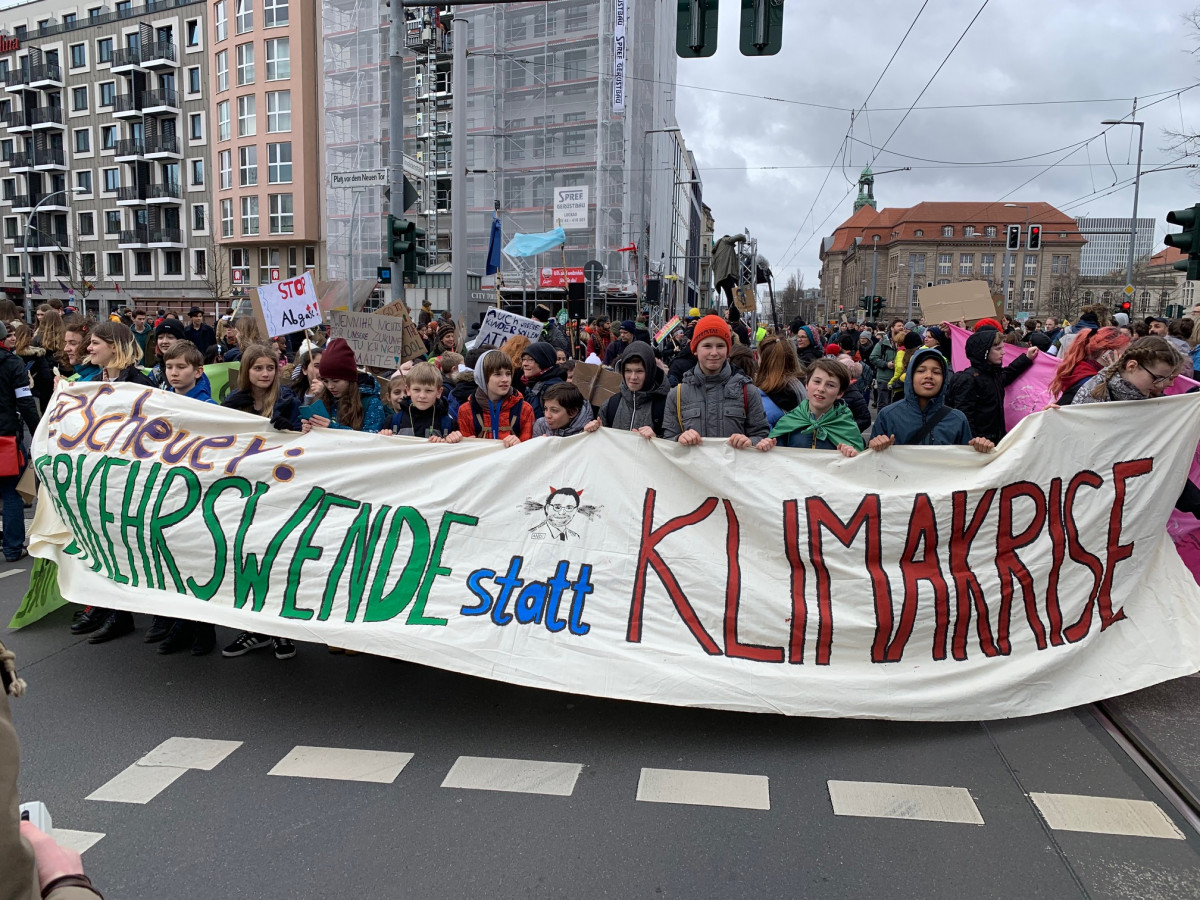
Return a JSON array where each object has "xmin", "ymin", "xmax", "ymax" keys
[
  {"xmin": 387, "ymin": 4, "xmax": 406, "ymax": 308},
  {"xmin": 449, "ymin": 14, "xmax": 468, "ymax": 325},
  {"xmin": 1102, "ymin": 113, "xmax": 1145, "ymax": 298},
  {"xmin": 869, "ymin": 233, "xmax": 879, "ymax": 299}
]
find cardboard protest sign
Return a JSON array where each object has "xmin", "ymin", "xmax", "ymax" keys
[
  {"xmin": 476, "ymin": 308, "xmax": 543, "ymax": 348},
  {"xmin": 918, "ymin": 281, "xmax": 996, "ymax": 326},
  {"xmin": 256, "ymin": 272, "xmax": 321, "ymax": 337},
  {"xmin": 28, "ymin": 383, "xmax": 1200, "ymax": 720},
  {"xmin": 572, "ymin": 362, "xmax": 623, "ymax": 407},
  {"xmin": 327, "ymin": 309, "xmax": 426, "ymax": 369},
  {"xmin": 366, "ymin": 300, "xmax": 427, "ymax": 361}
]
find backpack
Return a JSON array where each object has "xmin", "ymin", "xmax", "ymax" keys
[
  {"xmin": 468, "ymin": 393, "xmax": 528, "ymax": 439},
  {"xmin": 676, "ymin": 382, "xmax": 749, "ymax": 430},
  {"xmin": 603, "ymin": 393, "xmax": 667, "ymax": 435}
]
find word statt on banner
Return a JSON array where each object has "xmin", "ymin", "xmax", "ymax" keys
[
  {"xmin": 554, "ymin": 187, "xmax": 589, "ymax": 231},
  {"xmin": 327, "ymin": 309, "xmax": 425, "ymax": 368},
  {"xmin": 475, "ymin": 308, "xmax": 543, "ymax": 348},
  {"xmin": 27, "ymin": 384, "xmax": 1200, "ymax": 721},
  {"xmin": 256, "ymin": 272, "xmax": 320, "ymax": 337}
]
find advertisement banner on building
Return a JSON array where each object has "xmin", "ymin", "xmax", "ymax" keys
[
  {"xmin": 612, "ymin": 0, "xmax": 626, "ymax": 113},
  {"xmin": 553, "ymin": 187, "xmax": 589, "ymax": 231},
  {"xmin": 539, "ymin": 267, "xmax": 586, "ymax": 288}
]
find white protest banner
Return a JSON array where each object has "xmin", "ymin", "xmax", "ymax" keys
[
  {"xmin": 256, "ymin": 271, "xmax": 321, "ymax": 337},
  {"xmin": 476, "ymin": 307, "xmax": 543, "ymax": 348},
  {"xmin": 28, "ymin": 385, "xmax": 1200, "ymax": 721},
  {"xmin": 327, "ymin": 309, "xmax": 425, "ymax": 369}
]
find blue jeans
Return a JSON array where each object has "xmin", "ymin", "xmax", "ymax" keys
[{"xmin": 1, "ymin": 445, "xmax": 27, "ymax": 559}]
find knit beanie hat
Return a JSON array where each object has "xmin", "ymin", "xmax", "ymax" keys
[
  {"xmin": 437, "ymin": 322, "xmax": 456, "ymax": 340},
  {"xmin": 690, "ymin": 314, "xmax": 732, "ymax": 352},
  {"xmin": 799, "ymin": 325, "xmax": 818, "ymax": 348},
  {"xmin": 156, "ymin": 319, "xmax": 187, "ymax": 341},
  {"xmin": 619, "ymin": 320, "xmax": 636, "ymax": 335},
  {"xmin": 824, "ymin": 342, "xmax": 841, "ymax": 356},
  {"xmin": 521, "ymin": 340, "xmax": 557, "ymax": 372},
  {"xmin": 902, "ymin": 331, "xmax": 923, "ymax": 351},
  {"xmin": 974, "ymin": 317, "xmax": 1003, "ymax": 333},
  {"xmin": 319, "ymin": 337, "xmax": 358, "ymax": 382}
]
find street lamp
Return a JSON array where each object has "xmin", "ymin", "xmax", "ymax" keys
[
  {"xmin": 1004, "ymin": 202, "xmax": 1030, "ymax": 316},
  {"xmin": 1101, "ymin": 119, "xmax": 1145, "ymax": 298},
  {"xmin": 640, "ymin": 126, "xmax": 681, "ymax": 300},
  {"xmin": 22, "ymin": 187, "xmax": 86, "ymax": 323}
]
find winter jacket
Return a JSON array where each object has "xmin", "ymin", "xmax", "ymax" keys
[
  {"xmin": 222, "ymin": 384, "xmax": 302, "ymax": 431},
  {"xmin": 448, "ymin": 374, "xmax": 476, "ymax": 423},
  {"xmin": 587, "ymin": 329, "xmax": 614, "ymax": 360},
  {"xmin": 868, "ymin": 336, "xmax": 897, "ymax": 382},
  {"xmin": 598, "ymin": 341, "xmax": 670, "ymax": 435},
  {"xmin": 328, "ymin": 373, "xmax": 386, "ymax": 433},
  {"xmin": 843, "ymin": 384, "xmax": 873, "ymax": 432},
  {"xmin": 132, "ymin": 324, "xmax": 154, "ymax": 365},
  {"xmin": 167, "ymin": 376, "xmax": 215, "ymax": 404},
  {"xmin": 540, "ymin": 319, "xmax": 571, "ymax": 355},
  {"xmin": 0, "ymin": 349, "xmax": 40, "ymax": 442},
  {"xmin": 521, "ymin": 365, "xmax": 566, "ymax": 420},
  {"xmin": 16, "ymin": 347, "xmax": 54, "ymax": 416},
  {"xmin": 108, "ymin": 364, "xmax": 155, "ymax": 387},
  {"xmin": 390, "ymin": 397, "xmax": 455, "ymax": 438},
  {"xmin": 944, "ymin": 330, "xmax": 1031, "ymax": 444},
  {"xmin": 870, "ymin": 347, "xmax": 974, "ymax": 446},
  {"xmin": 667, "ymin": 349, "xmax": 696, "ymax": 387},
  {"xmin": 457, "ymin": 389, "xmax": 534, "ymax": 441},
  {"xmin": 183, "ymin": 322, "xmax": 217, "ymax": 353},
  {"xmin": 603, "ymin": 338, "xmax": 628, "ymax": 366},
  {"xmin": 1070, "ymin": 371, "xmax": 1146, "ymax": 404},
  {"xmin": 663, "ymin": 362, "xmax": 769, "ymax": 441},
  {"xmin": 533, "ymin": 403, "xmax": 593, "ymax": 437},
  {"xmin": 758, "ymin": 379, "xmax": 806, "ymax": 429}
]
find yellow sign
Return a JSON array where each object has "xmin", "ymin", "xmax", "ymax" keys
[{"xmin": 1123, "ymin": 284, "xmax": 1135, "ymax": 296}]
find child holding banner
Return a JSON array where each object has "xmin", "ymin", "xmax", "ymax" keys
[
  {"xmin": 868, "ymin": 347, "xmax": 991, "ymax": 452},
  {"xmin": 585, "ymin": 341, "xmax": 669, "ymax": 438},
  {"xmin": 302, "ymin": 338, "xmax": 385, "ymax": 434},
  {"xmin": 382, "ymin": 362, "xmax": 457, "ymax": 439},
  {"xmin": 766, "ymin": 359, "xmax": 863, "ymax": 457},
  {"xmin": 532, "ymin": 382, "xmax": 592, "ymax": 437},
  {"xmin": 457, "ymin": 349, "xmax": 533, "ymax": 445},
  {"xmin": 222, "ymin": 342, "xmax": 302, "ymax": 432}
]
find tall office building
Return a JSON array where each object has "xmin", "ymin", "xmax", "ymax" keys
[
  {"xmin": 0, "ymin": 0, "xmax": 214, "ymax": 312},
  {"xmin": 1076, "ymin": 217, "xmax": 1155, "ymax": 278}
]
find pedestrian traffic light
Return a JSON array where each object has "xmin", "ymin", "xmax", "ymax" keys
[
  {"xmin": 387, "ymin": 214, "xmax": 412, "ymax": 260},
  {"xmin": 377, "ymin": 266, "xmax": 392, "ymax": 284},
  {"xmin": 1166, "ymin": 204, "xmax": 1200, "ymax": 281},
  {"xmin": 403, "ymin": 221, "xmax": 427, "ymax": 282},
  {"xmin": 858, "ymin": 296, "xmax": 869, "ymax": 310},
  {"xmin": 1006, "ymin": 224, "xmax": 1021, "ymax": 251},
  {"xmin": 739, "ymin": 0, "xmax": 783, "ymax": 56},
  {"xmin": 1121, "ymin": 300, "xmax": 1132, "ymax": 313},
  {"xmin": 677, "ymin": 0, "xmax": 719, "ymax": 58},
  {"xmin": 1027, "ymin": 225, "xmax": 1041, "ymax": 251},
  {"xmin": 872, "ymin": 296, "xmax": 884, "ymax": 317}
]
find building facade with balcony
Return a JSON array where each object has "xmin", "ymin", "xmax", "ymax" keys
[{"xmin": 0, "ymin": 0, "xmax": 216, "ymax": 311}]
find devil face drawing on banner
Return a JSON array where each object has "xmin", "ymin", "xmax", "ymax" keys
[{"xmin": 524, "ymin": 487, "xmax": 602, "ymax": 542}]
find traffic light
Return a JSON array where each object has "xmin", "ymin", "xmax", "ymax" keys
[
  {"xmin": 403, "ymin": 221, "xmax": 427, "ymax": 283},
  {"xmin": 1006, "ymin": 224, "xmax": 1021, "ymax": 251},
  {"xmin": 377, "ymin": 266, "xmax": 392, "ymax": 285},
  {"xmin": 739, "ymin": 0, "xmax": 783, "ymax": 56},
  {"xmin": 871, "ymin": 296, "xmax": 884, "ymax": 317},
  {"xmin": 676, "ymin": 0, "xmax": 719, "ymax": 58},
  {"xmin": 1121, "ymin": 300, "xmax": 1132, "ymax": 313},
  {"xmin": 387, "ymin": 214, "xmax": 412, "ymax": 260},
  {"xmin": 1166, "ymin": 204, "xmax": 1200, "ymax": 281},
  {"xmin": 858, "ymin": 296, "xmax": 869, "ymax": 310},
  {"xmin": 1027, "ymin": 225, "xmax": 1041, "ymax": 251}
]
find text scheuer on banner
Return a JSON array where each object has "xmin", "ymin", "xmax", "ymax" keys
[{"xmin": 27, "ymin": 384, "xmax": 1200, "ymax": 720}]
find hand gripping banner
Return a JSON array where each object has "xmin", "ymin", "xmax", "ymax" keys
[{"xmin": 27, "ymin": 383, "xmax": 1200, "ymax": 720}]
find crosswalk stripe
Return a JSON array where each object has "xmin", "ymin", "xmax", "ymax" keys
[
  {"xmin": 1030, "ymin": 792, "xmax": 1185, "ymax": 839},
  {"xmin": 268, "ymin": 746, "xmax": 415, "ymax": 783},
  {"xmin": 441, "ymin": 756, "xmax": 583, "ymax": 796},
  {"xmin": 86, "ymin": 763, "xmax": 188, "ymax": 804},
  {"xmin": 53, "ymin": 829, "xmax": 105, "ymax": 854},
  {"xmin": 636, "ymin": 768, "xmax": 770, "ymax": 810},
  {"xmin": 828, "ymin": 780, "xmax": 984, "ymax": 825},
  {"xmin": 138, "ymin": 737, "xmax": 242, "ymax": 770}
]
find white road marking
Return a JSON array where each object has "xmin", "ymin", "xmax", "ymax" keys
[
  {"xmin": 636, "ymin": 768, "xmax": 770, "ymax": 810},
  {"xmin": 828, "ymin": 780, "xmax": 984, "ymax": 825},
  {"xmin": 268, "ymin": 746, "xmax": 414, "ymax": 783},
  {"xmin": 138, "ymin": 737, "xmax": 242, "ymax": 770},
  {"xmin": 442, "ymin": 756, "xmax": 583, "ymax": 797},
  {"xmin": 86, "ymin": 763, "xmax": 187, "ymax": 804},
  {"xmin": 0, "ymin": 568, "xmax": 28, "ymax": 579},
  {"xmin": 1030, "ymin": 792, "xmax": 1185, "ymax": 839},
  {"xmin": 53, "ymin": 829, "xmax": 105, "ymax": 854}
]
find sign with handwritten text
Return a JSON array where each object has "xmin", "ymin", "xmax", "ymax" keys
[
  {"xmin": 256, "ymin": 272, "xmax": 320, "ymax": 337},
  {"xmin": 327, "ymin": 309, "xmax": 426, "ymax": 368}
]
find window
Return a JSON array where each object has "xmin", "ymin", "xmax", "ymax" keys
[
  {"xmin": 80, "ymin": 253, "xmax": 96, "ymax": 277},
  {"xmin": 106, "ymin": 252, "xmax": 123, "ymax": 276},
  {"xmin": 305, "ymin": 246, "xmax": 316, "ymax": 270},
  {"xmin": 135, "ymin": 251, "xmax": 152, "ymax": 276},
  {"xmin": 193, "ymin": 204, "xmax": 206, "ymax": 231},
  {"xmin": 914, "ymin": 229, "xmax": 924, "ymax": 237},
  {"xmin": 101, "ymin": 125, "xmax": 116, "ymax": 150},
  {"xmin": 267, "ymin": 141, "xmax": 291, "ymax": 183},
  {"xmin": 238, "ymin": 145, "xmax": 257, "ymax": 185},
  {"xmin": 103, "ymin": 167, "xmax": 120, "ymax": 191},
  {"xmin": 72, "ymin": 87, "xmax": 88, "ymax": 111},
  {"xmin": 504, "ymin": 135, "xmax": 525, "ymax": 162},
  {"xmin": 78, "ymin": 212, "xmax": 94, "ymax": 235},
  {"xmin": 565, "ymin": 3, "xmax": 589, "ymax": 30},
  {"xmin": 2, "ymin": 218, "xmax": 14, "ymax": 239},
  {"xmin": 70, "ymin": 43, "xmax": 87, "ymax": 68},
  {"xmin": 115, "ymin": 1, "xmax": 131, "ymax": 14},
  {"xmin": 1023, "ymin": 254, "xmax": 1037, "ymax": 277},
  {"xmin": 1022, "ymin": 280, "xmax": 1035, "ymax": 310},
  {"xmin": 237, "ymin": 95, "xmax": 256, "ymax": 136},
  {"xmin": 963, "ymin": 225, "xmax": 975, "ymax": 238},
  {"xmin": 98, "ymin": 81, "xmax": 115, "ymax": 107},
  {"xmin": 105, "ymin": 210, "xmax": 121, "ymax": 234},
  {"xmin": 220, "ymin": 198, "xmax": 233, "ymax": 236},
  {"xmin": 937, "ymin": 253, "xmax": 952, "ymax": 275},
  {"xmin": 259, "ymin": 246, "xmax": 278, "ymax": 283},
  {"xmin": 188, "ymin": 66, "xmax": 201, "ymax": 94},
  {"xmin": 164, "ymin": 251, "xmax": 182, "ymax": 275},
  {"xmin": 264, "ymin": 0, "xmax": 288, "ymax": 27},
  {"xmin": 563, "ymin": 130, "xmax": 586, "ymax": 157},
  {"xmin": 265, "ymin": 38, "xmax": 288, "ymax": 80},
  {"xmin": 959, "ymin": 254, "xmax": 974, "ymax": 276},
  {"xmin": 1051, "ymin": 254, "xmax": 1069, "ymax": 275},
  {"xmin": 5, "ymin": 257, "xmax": 18, "ymax": 278},
  {"xmin": 0, "ymin": 180, "xmax": 12, "ymax": 202},
  {"xmin": 214, "ymin": 0, "xmax": 227, "ymax": 40},
  {"xmin": 74, "ymin": 129, "xmax": 90, "ymax": 153},
  {"xmin": 189, "ymin": 112, "xmax": 203, "ymax": 139},
  {"xmin": 76, "ymin": 171, "xmax": 92, "ymax": 193},
  {"xmin": 63, "ymin": 13, "xmax": 77, "ymax": 26},
  {"xmin": 981, "ymin": 253, "xmax": 995, "ymax": 277},
  {"xmin": 985, "ymin": 225, "xmax": 997, "ymax": 238},
  {"xmin": 0, "ymin": 140, "xmax": 9, "ymax": 163},
  {"xmin": 265, "ymin": 90, "xmax": 289, "ymax": 132},
  {"xmin": 235, "ymin": 0, "xmax": 253, "ymax": 34},
  {"xmin": 218, "ymin": 149, "xmax": 232, "ymax": 188},
  {"xmin": 268, "ymin": 193, "xmax": 292, "ymax": 234},
  {"xmin": 236, "ymin": 42, "xmax": 253, "ymax": 85},
  {"xmin": 186, "ymin": 19, "xmax": 201, "ymax": 47},
  {"xmin": 240, "ymin": 195, "xmax": 259, "ymax": 234},
  {"xmin": 217, "ymin": 100, "xmax": 230, "ymax": 140},
  {"xmin": 29, "ymin": 257, "xmax": 45, "ymax": 279},
  {"xmin": 215, "ymin": 50, "xmax": 228, "ymax": 91},
  {"xmin": 55, "ymin": 254, "xmax": 69, "ymax": 277},
  {"xmin": 191, "ymin": 158, "xmax": 204, "ymax": 185},
  {"xmin": 940, "ymin": 225, "xmax": 953, "ymax": 238},
  {"xmin": 563, "ymin": 50, "xmax": 587, "ymax": 81},
  {"xmin": 230, "ymin": 247, "xmax": 250, "ymax": 283},
  {"xmin": 193, "ymin": 248, "xmax": 206, "ymax": 275}
]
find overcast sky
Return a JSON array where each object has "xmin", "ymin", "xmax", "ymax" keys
[{"xmin": 676, "ymin": 0, "xmax": 1200, "ymax": 291}]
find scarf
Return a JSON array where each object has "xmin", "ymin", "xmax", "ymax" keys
[
  {"xmin": 1060, "ymin": 359, "xmax": 1101, "ymax": 392},
  {"xmin": 770, "ymin": 399, "xmax": 865, "ymax": 450}
]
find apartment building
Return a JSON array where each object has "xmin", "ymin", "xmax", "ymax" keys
[
  {"xmin": 0, "ymin": 0, "xmax": 215, "ymax": 312},
  {"xmin": 1076, "ymin": 216, "xmax": 1154, "ymax": 278}
]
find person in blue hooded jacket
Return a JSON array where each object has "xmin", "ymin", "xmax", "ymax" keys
[{"xmin": 868, "ymin": 346, "xmax": 994, "ymax": 452}]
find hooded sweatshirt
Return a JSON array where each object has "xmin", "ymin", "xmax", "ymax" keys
[
  {"xmin": 870, "ymin": 347, "xmax": 974, "ymax": 446},
  {"xmin": 458, "ymin": 349, "xmax": 533, "ymax": 441},
  {"xmin": 944, "ymin": 329, "xmax": 1032, "ymax": 444},
  {"xmin": 599, "ymin": 341, "xmax": 670, "ymax": 434},
  {"xmin": 533, "ymin": 403, "xmax": 593, "ymax": 437}
]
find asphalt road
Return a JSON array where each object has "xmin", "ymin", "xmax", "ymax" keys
[{"xmin": 4, "ymin": 563, "xmax": 1199, "ymax": 900}]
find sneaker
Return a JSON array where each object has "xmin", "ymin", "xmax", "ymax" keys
[
  {"xmin": 272, "ymin": 637, "xmax": 296, "ymax": 660},
  {"xmin": 221, "ymin": 632, "xmax": 271, "ymax": 657},
  {"xmin": 144, "ymin": 616, "xmax": 174, "ymax": 643}
]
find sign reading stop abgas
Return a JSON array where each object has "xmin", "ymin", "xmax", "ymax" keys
[{"xmin": 256, "ymin": 271, "xmax": 321, "ymax": 337}]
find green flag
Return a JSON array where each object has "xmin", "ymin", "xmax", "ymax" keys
[
  {"xmin": 8, "ymin": 558, "xmax": 70, "ymax": 629},
  {"xmin": 204, "ymin": 361, "xmax": 241, "ymax": 402}
]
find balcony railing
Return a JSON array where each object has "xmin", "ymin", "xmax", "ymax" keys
[
  {"xmin": 116, "ymin": 186, "xmax": 147, "ymax": 203},
  {"xmin": 146, "ymin": 182, "xmax": 181, "ymax": 200},
  {"xmin": 142, "ymin": 41, "xmax": 177, "ymax": 64},
  {"xmin": 111, "ymin": 46, "xmax": 142, "ymax": 68},
  {"xmin": 113, "ymin": 93, "xmax": 141, "ymax": 114},
  {"xmin": 27, "ymin": 107, "xmax": 64, "ymax": 126},
  {"xmin": 149, "ymin": 226, "xmax": 182, "ymax": 243},
  {"xmin": 11, "ymin": 193, "xmax": 68, "ymax": 210},
  {"xmin": 25, "ymin": 0, "xmax": 203, "ymax": 40},
  {"xmin": 33, "ymin": 147, "xmax": 65, "ymax": 167},
  {"xmin": 8, "ymin": 152, "xmax": 32, "ymax": 169},
  {"xmin": 114, "ymin": 138, "xmax": 145, "ymax": 157},
  {"xmin": 141, "ymin": 88, "xmax": 179, "ymax": 110},
  {"xmin": 14, "ymin": 232, "xmax": 69, "ymax": 248},
  {"xmin": 119, "ymin": 227, "xmax": 149, "ymax": 245},
  {"xmin": 145, "ymin": 134, "xmax": 180, "ymax": 155},
  {"xmin": 27, "ymin": 63, "xmax": 63, "ymax": 84}
]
